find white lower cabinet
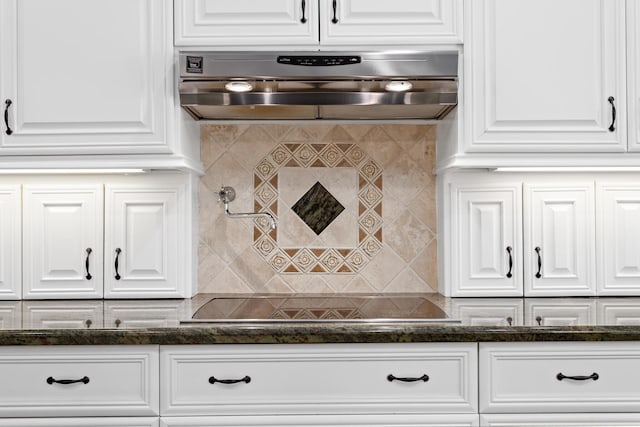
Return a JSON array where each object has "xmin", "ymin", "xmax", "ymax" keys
[
  {"xmin": 159, "ymin": 414, "xmax": 479, "ymax": 426},
  {"xmin": 480, "ymin": 413, "xmax": 640, "ymax": 426},
  {"xmin": 480, "ymin": 342, "xmax": 640, "ymax": 414},
  {"xmin": 160, "ymin": 343, "xmax": 478, "ymax": 418},
  {"xmin": 0, "ymin": 419, "xmax": 159, "ymax": 427},
  {"xmin": 0, "ymin": 345, "xmax": 159, "ymax": 417}
]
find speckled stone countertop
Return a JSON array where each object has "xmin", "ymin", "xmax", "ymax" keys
[{"xmin": 4, "ymin": 294, "xmax": 640, "ymax": 345}]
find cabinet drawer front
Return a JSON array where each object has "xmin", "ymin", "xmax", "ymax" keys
[
  {"xmin": 480, "ymin": 342, "xmax": 640, "ymax": 413},
  {"xmin": 0, "ymin": 419, "xmax": 159, "ymax": 427},
  {"xmin": 160, "ymin": 414, "xmax": 480, "ymax": 426},
  {"xmin": 161, "ymin": 343, "xmax": 478, "ymax": 416},
  {"xmin": 0, "ymin": 346, "xmax": 159, "ymax": 417}
]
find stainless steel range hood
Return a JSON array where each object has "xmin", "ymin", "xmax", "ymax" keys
[{"xmin": 178, "ymin": 51, "xmax": 458, "ymax": 120}]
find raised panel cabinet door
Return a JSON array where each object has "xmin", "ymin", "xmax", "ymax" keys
[
  {"xmin": 174, "ymin": 0, "xmax": 319, "ymax": 46},
  {"xmin": 597, "ymin": 185, "xmax": 640, "ymax": 294},
  {"xmin": 628, "ymin": 0, "xmax": 640, "ymax": 152},
  {"xmin": 465, "ymin": 0, "xmax": 626, "ymax": 152},
  {"xmin": 0, "ymin": 186, "xmax": 20, "ymax": 300},
  {"xmin": 524, "ymin": 298, "xmax": 596, "ymax": 326},
  {"xmin": 23, "ymin": 185, "xmax": 103, "ymax": 299},
  {"xmin": 104, "ymin": 185, "xmax": 184, "ymax": 298},
  {"xmin": 0, "ymin": 0, "xmax": 169, "ymax": 154},
  {"xmin": 452, "ymin": 184, "xmax": 522, "ymax": 296},
  {"xmin": 320, "ymin": 0, "xmax": 462, "ymax": 45},
  {"xmin": 524, "ymin": 184, "xmax": 596, "ymax": 296}
]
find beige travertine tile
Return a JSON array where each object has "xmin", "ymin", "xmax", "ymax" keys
[
  {"xmin": 385, "ymin": 210, "xmax": 434, "ymax": 263},
  {"xmin": 384, "ymin": 267, "xmax": 436, "ymax": 293},
  {"xmin": 197, "ymin": 124, "xmax": 439, "ymax": 294},
  {"xmin": 360, "ymin": 247, "xmax": 405, "ymax": 292},
  {"xmin": 200, "ymin": 125, "xmax": 249, "ymax": 169},
  {"xmin": 410, "ymin": 239, "xmax": 438, "ymax": 289}
]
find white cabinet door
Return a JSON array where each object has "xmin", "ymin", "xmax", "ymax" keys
[
  {"xmin": 22, "ymin": 301, "xmax": 103, "ymax": 329},
  {"xmin": 104, "ymin": 185, "xmax": 184, "ymax": 298},
  {"xmin": 174, "ymin": 0, "xmax": 462, "ymax": 47},
  {"xmin": 628, "ymin": 0, "xmax": 640, "ymax": 152},
  {"xmin": 451, "ymin": 183, "xmax": 522, "ymax": 296},
  {"xmin": 23, "ymin": 185, "xmax": 103, "ymax": 299},
  {"xmin": 320, "ymin": 0, "xmax": 462, "ymax": 45},
  {"xmin": 174, "ymin": 0, "xmax": 319, "ymax": 46},
  {"xmin": 465, "ymin": 0, "xmax": 626, "ymax": 152},
  {"xmin": 0, "ymin": 186, "xmax": 20, "ymax": 300},
  {"xmin": 597, "ymin": 185, "xmax": 640, "ymax": 295},
  {"xmin": 0, "ymin": 0, "xmax": 170, "ymax": 154},
  {"xmin": 524, "ymin": 184, "xmax": 596, "ymax": 296}
]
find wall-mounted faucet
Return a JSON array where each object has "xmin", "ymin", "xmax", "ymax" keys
[{"xmin": 218, "ymin": 186, "xmax": 277, "ymax": 230}]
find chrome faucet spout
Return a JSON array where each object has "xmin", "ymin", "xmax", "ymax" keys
[{"xmin": 218, "ymin": 186, "xmax": 277, "ymax": 230}]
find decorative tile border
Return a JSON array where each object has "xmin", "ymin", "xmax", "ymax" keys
[{"xmin": 253, "ymin": 143, "xmax": 383, "ymax": 274}]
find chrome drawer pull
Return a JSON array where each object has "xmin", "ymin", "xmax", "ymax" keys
[
  {"xmin": 556, "ymin": 372, "xmax": 599, "ymax": 381},
  {"xmin": 209, "ymin": 375, "xmax": 251, "ymax": 385},
  {"xmin": 46, "ymin": 376, "xmax": 90, "ymax": 385},
  {"xmin": 387, "ymin": 374, "xmax": 429, "ymax": 383}
]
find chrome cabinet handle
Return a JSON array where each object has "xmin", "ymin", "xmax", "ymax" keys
[
  {"xmin": 4, "ymin": 99, "xmax": 12, "ymax": 135},
  {"xmin": 300, "ymin": 0, "xmax": 307, "ymax": 23},
  {"xmin": 85, "ymin": 248, "xmax": 92, "ymax": 280},
  {"xmin": 534, "ymin": 246, "xmax": 542, "ymax": 278},
  {"xmin": 209, "ymin": 375, "xmax": 251, "ymax": 385},
  {"xmin": 608, "ymin": 96, "xmax": 616, "ymax": 132},
  {"xmin": 331, "ymin": 0, "xmax": 338, "ymax": 23},
  {"xmin": 114, "ymin": 248, "xmax": 122, "ymax": 280},
  {"xmin": 506, "ymin": 246, "xmax": 513, "ymax": 278},
  {"xmin": 47, "ymin": 376, "xmax": 90, "ymax": 385},
  {"xmin": 557, "ymin": 372, "xmax": 599, "ymax": 381},
  {"xmin": 387, "ymin": 374, "xmax": 429, "ymax": 383}
]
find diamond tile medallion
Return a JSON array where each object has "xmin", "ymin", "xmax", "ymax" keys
[{"xmin": 253, "ymin": 143, "xmax": 383, "ymax": 274}]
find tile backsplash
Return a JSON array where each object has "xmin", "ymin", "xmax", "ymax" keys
[{"xmin": 198, "ymin": 124, "xmax": 437, "ymax": 294}]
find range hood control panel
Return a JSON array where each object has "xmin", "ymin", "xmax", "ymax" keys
[{"xmin": 277, "ymin": 55, "xmax": 362, "ymax": 66}]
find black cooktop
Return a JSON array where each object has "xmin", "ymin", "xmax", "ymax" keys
[{"xmin": 185, "ymin": 295, "xmax": 458, "ymax": 324}]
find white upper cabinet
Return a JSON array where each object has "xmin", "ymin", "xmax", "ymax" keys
[
  {"xmin": 174, "ymin": 0, "xmax": 462, "ymax": 47},
  {"xmin": 464, "ymin": 0, "xmax": 626, "ymax": 153},
  {"xmin": 22, "ymin": 185, "xmax": 104, "ymax": 299},
  {"xmin": 174, "ymin": 0, "xmax": 319, "ymax": 46},
  {"xmin": 628, "ymin": 0, "xmax": 640, "ymax": 152},
  {"xmin": 319, "ymin": 0, "xmax": 462, "ymax": 45},
  {"xmin": 0, "ymin": 0, "xmax": 178, "ymax": 157},
  {"xmin": 524, "ymin": 183, "xmax": 596, "ymax": 296},
  {"xmin": 0, "ymin": 187, "xmax": 20, "ymax": 300}
]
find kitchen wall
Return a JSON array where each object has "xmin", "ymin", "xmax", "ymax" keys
[{"xmin": 197, "ymin": 124, "xmax": 438, "ymax": 294}]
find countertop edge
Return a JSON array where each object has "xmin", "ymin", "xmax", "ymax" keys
[{"xmin": 3, "ymin": 325, "xmax": 640, "ymax": 345}]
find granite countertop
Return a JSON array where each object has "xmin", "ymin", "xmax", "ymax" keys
[{"xmin": 3, "ymin": 294, "xmax": 640, "ymax": 345}]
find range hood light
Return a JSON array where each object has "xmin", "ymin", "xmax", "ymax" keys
[
  {"xmin": 384, "ymin": 80, "xmax": 413, "ymax": 92},
  {"xmin": 225, "ymin": 81, "xmax": 253, "ymax": 93}
]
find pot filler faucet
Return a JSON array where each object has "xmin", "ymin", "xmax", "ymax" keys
[{"xmin": 218, "ymin": 186, "xmax": 277, "ymax": 230}]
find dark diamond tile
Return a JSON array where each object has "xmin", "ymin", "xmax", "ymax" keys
[{"xmin": 292, "ymin": 181, "xmax": 345, "ymax": 235}]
